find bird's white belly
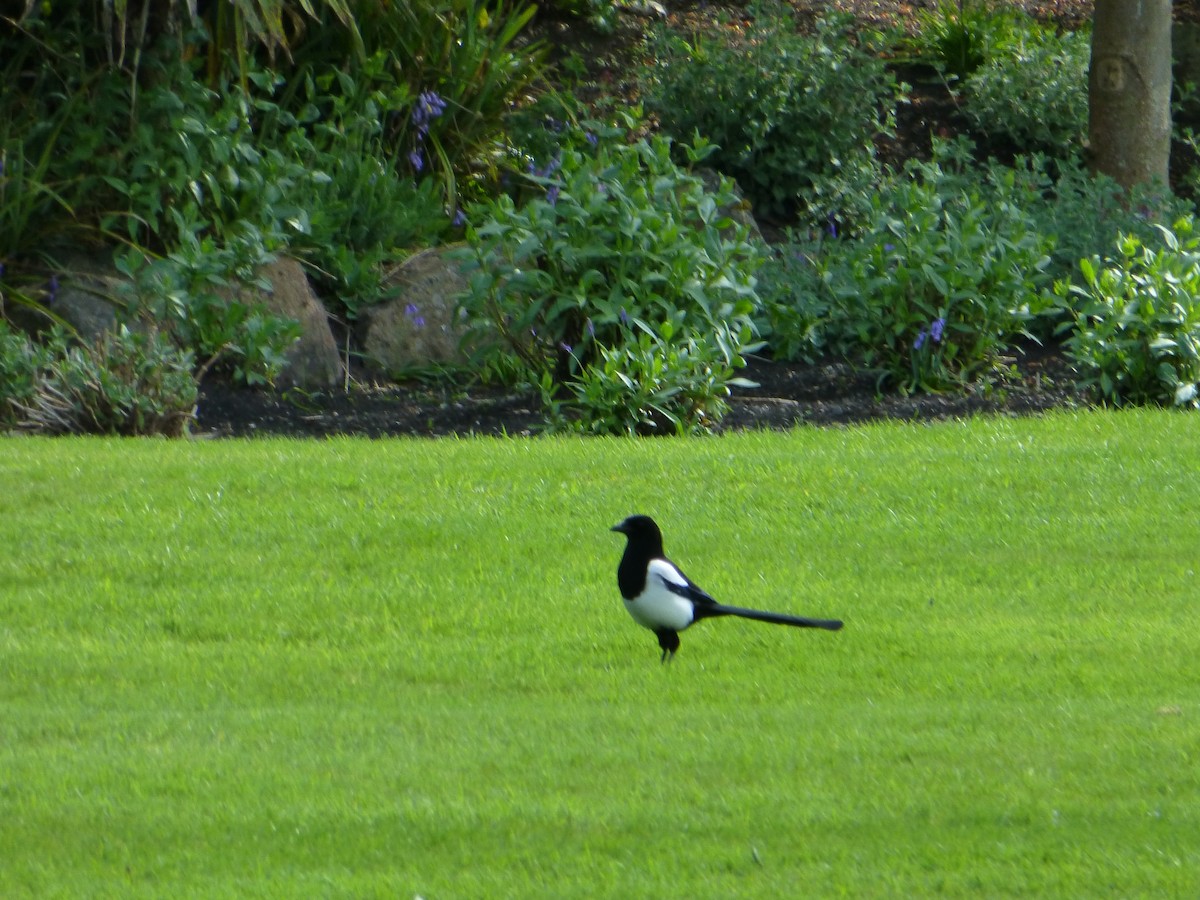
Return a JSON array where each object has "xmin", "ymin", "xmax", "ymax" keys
[{"xmin": 624, "ymin": 585, "xmax": 694, "ymax": 632}]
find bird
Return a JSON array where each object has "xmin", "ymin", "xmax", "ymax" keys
[{"xmin": 610, "ymin": 514, "xmax": 843, "ymax": 662}]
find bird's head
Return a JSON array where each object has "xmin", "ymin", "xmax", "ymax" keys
[{"xmin": 611, "ymin": 514, "xmax": 663, "ymax": 547}]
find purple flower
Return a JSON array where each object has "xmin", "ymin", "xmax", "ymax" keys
[
  {"xmin": 914, "ymin": 328, "xmax": 928, "ymax": 351},
  {"xmin": 47, "ymin": 275, "xmax": 59, "ymax": 304},
  {"xmin": 404, "ymin": 303, "xmax": 425, "ymax": 329},
  {"xmin": 560, "ymin": 341, "xmax": 572, "ymax": 354},
  {"xmin": 413, "ymin": 91, "xmax": 447, "ymax": 134},
  {"xmin": 408, "ymin": 149, "xmax": 424, "ymax": 172},
  {"xmin": 930, "ymin": 317, "xmax": 945, "ymax": 343},
  {"xmin": 827, "ymin": 213, "xmax": 838, "ymax": 239},
  {"xmin": 585, "ymin": 132, "xmax": 598, "ymax": 147},
  {"xmin": 545, "ymin": 186, "xmax": 560, "ymax": 206},
  {"xmin": 619, "ymin": 307, "xmax": 629, "ymax": 325},
  {"xmin": 451, "ymin": 208, "xmax": 467, "ymax": 227},
  {"xmin": 884, "ymin": 243, "xmax": 895, "ymax": 253},
  {"xmin": 586, "ymin": 318, "xmax": 595, "ymax": 339}
]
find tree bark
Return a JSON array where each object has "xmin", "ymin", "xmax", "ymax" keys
[{"xmin": 1088, "ymin": 0, "xmax": 1173, "ymax": 190}]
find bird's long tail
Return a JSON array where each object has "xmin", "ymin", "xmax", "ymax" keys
[{"xmin": 700, "ymin": 603, "xmax": 843, "ymax": 630}]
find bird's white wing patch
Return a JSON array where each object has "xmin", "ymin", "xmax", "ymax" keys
[
  {"xmin": 623, "ymin": 559, "xmax": 696, "ymax": 632},
  {"xmin": 648, "ymin": 558, "xmax": 689, "ymax": 590}
]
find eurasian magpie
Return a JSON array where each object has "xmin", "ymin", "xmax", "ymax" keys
[{"xmin": 611, "ymin": 514, "xmax": 843, "ymax": 661}]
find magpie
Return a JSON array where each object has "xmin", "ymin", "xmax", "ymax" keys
[{"xmin": 611, "ymin": 514, "xmax": 843, "ymax": 661}]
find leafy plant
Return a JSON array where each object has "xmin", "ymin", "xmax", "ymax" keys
[
  {"xmin": 273, "ymin": 65, "xmax": 452, "ymax": 315},
  {"xmin": 754, "ymin": 242, "xmax": 829, "ymax": 364},
  {"xmin": 1, "ymin": 324, "xmax": 198, "ymax": 436},
  {"xmin": 113, "ymin": 243, "xmax": 300, "ymax": 386},
  {"xmin": 460, "ymin": 124, "xmax": 763, "ymax": 433},
  {"xmin": 642, "ymin": 10, "xmax": 900, "ymax": 223},
  {"xmin": 961, "ymin": 24, "xmax": 1090, "ymax": 156},
  {"xmin": 545, "ymin": 324, "xmax": 744, "ymax": 435},
  {"xmin": 1056, "ymin": 219, "xmax": 1200, "ymax": 408},
  {"xmin": 906, "ymin": 0, "xmax": 1024, "ymax": 79},
  {"xmin": 1011, "ymin": 155, "xmax": 1191, "ymax": 285},
  {"xmin": 769, "ymin": 147, "xmax": 1052, "ymax": 392}
]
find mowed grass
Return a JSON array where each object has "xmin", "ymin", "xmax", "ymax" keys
[{"xmin": 1, "ymin": 411, "xmax": 1198, "ymax": 897}]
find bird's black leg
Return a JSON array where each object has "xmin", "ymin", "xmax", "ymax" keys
[{"xmin": 656, "ymin": 629, "xmax": 680, "ymax": 664}]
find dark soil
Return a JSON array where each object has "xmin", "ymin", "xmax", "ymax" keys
[
  {"xmin": 195, "ymin": 343, "xmax": 1088, "ymax": 438},
  {"xmin": 195, "ymin": 0, "xmax": 1101, "ymax": 439}
]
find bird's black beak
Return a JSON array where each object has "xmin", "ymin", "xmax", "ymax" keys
[{"xmin": 611, "ymin": 521, "xmax": 627, "ymax": 534}]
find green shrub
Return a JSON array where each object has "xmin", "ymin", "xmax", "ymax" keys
[
  {"xmin": 545, "ymin": 324, "xmax": 745, "ymax": 435},
  {"xmin": 905, "ymin": 0, "xmax": 1025, "ymax": 79},
  {"xmin": 766, "ymin": 148, "xmax": 1052, "ymax": 392},
  {"xmin": 1056, "ymin": 219, "xmax": 1200, "ymax": 408},
  {"xmin": 112, "ymin": 245, "xmax": 300, "ymax": 387},
  {"xmin": 460, "ymin": 125, "xmax": 763, "ymax": 434},
  {"xmin": 642, "ymin": 11, "xmax": 899, "ymax": 223},
  {"xmin": 0, "ymin": 320, "xmax": 48, "ymax": 426},
  {"xmin": 1017, "ymin": 156, "xmax": 1191, "ymax": 285},
  {"xmin": 0, "ymin": 325, "xmax": 198, "ymax": 436},
  {"xmin": 961, "ymin": 25, "xmax": 1090, "ymax": 156},
  {"xmin": 754, "ymin": 243, "xmax": 829, "ymax": 363},
  {"xmin": 273, "ymin": 64, "xmax": 452, "ymax": 316}
]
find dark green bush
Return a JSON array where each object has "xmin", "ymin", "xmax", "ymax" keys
[
  {"xmin": 764, "ymin": 145, "xmax": 1052, "ymax": 392},
  {"xmin": 460, "ymin": 124, "xmax": 763, "ymax": 434},
  {"xmin": 961, "ymin": 24, "xmax": 1090, "ymax": 156},
  {"xmin": 642, "ymin": 11, "xmax": 900, "ymax": 223}
]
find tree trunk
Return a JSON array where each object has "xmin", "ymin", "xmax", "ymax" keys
[{"xmin": 1088, "ymin": 0, "xmax": 1172, "ymax": 190}]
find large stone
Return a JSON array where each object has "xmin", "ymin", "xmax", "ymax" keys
[
  {"xmin": 254, "ymin": 257, "xmax": 344, "ymax": 391},
  {"xmin": 34, "ymin": 251, "xmax": 129, "ymax": 340},
  {"xmin": 359, "ymin": 247, "xmax": 472, "ymax": 377}
]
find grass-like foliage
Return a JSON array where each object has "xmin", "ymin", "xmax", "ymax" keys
[
  {"xmin": 461, "ymin": 124, "xmax": 763, "ymax": 434},
  {"xmin": 642, "ymin": 10, "xmax": 899, "ymax": 223},
  {"xmin": 1056, "ymin": 218, "xmax": 1200, "ymax": 407},
  {"xmin": 2, "ymin": 415, "xmax": 1199, "ymax": 895},
  {"xmin": 0, "ymin": 323, "xmax": 197, "ymax": 435}
]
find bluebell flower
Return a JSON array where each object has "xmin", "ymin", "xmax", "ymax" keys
[
  {"xmin": 451, "ymin": 208, "xmax": 467, "ymax": 227},
  {"xmin": 619, "ymin": 307, "xmax": 629, "ymax": 325},
  {"xmin": 586, "ymin": 318, "xmax": 595, "ymax": 339},
  {"xmin": 930, "ymin": 317, "xmax": 945, "ymax": 343},
  {"xmin": 585, "ymin": 132, "xmax": 598, "ymax": 147},
  {"xmin": 413, "ymin": 91, "xmax": 447, "ymax": 137},
  {"xmin": 404, "ymin": 303, "xmax": 425, "ymax": 329},
  {"xmin": 408, "ymin": 149, "xmax": 424, "ymax": 172},
  {"xmin": 560, "ymin": 341, "xmax": 572, "ymax": 354},
  {"xmin": 545, "ymin": 185, "xmax": 560, "ymax": 206},
  {"xmin": 914, "ymin": 328, "xmax": 928, "ymax": 351}
]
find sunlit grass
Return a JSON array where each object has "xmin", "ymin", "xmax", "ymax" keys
[{"xmin": 1, "ymin": 411, "xmax": 1198, "ymax": 896}]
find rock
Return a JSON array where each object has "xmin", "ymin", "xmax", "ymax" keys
[
  {"xmin": 35, "ymin": 251, "xmax": 130, "ymax": 341},
  {"xmin": 254, "ymin": 257, "xmax": 344, "ymax": 391},
  {"xmin": 359, "ymin": 247, "xmax": 472, "ymax": 377}
]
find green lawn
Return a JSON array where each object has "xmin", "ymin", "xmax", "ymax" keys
[{"xmin": 2, "ymin": 411, "xmax": 1198, "ymax": 897}]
